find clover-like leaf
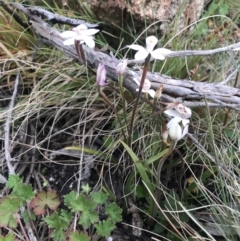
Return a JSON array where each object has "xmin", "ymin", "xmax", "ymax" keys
[
  {"xmin": 30, "ymin": 190, "xmax": 60, "ymax": 215},
  {"xmin": 105, "ymin": 203, "xmax": 122, "ymax": 223},
  {"xmin": 0, "ymin": 197, "xmax": 21, "ymax": 228}
]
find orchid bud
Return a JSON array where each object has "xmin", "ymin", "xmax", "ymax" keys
[
  {"xmin": 161, "ymin": 124, "xmax": 169, "ymax": 144},
  {"xmin": 96, "ymin": 63, "xmax": 108, "ymax": 86},
  {"xmin": 154, "ymin": 84, "xmax": 163, "ymax": 101},
  {"xmin": 116, "ymin": 59, "xmax": 128, "ymax": 75}
]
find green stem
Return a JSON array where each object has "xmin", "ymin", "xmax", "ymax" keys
[{"xmin": 128, "ymin": 54, "xmax": 151, "ymax": 147}]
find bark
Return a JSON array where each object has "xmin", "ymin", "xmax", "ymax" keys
[{"xmin": 6, "ymin": 3, "xmax": 240, "ymax": 111}]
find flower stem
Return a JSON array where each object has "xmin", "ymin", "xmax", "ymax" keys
[
  {"xmin": 128, "ymin": 54, "xmax": 151, "ymax": 147},
  {"xmin": 75, "ymin": 40, "xmax": 86, "ymax": 64}
]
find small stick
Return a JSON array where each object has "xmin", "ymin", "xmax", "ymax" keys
[{"xmin": 4, "ymin": 72, "xmax": 20, "ymax": 174}]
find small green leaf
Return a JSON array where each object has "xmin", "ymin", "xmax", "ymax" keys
[
  {"xmin": 6, "ymin": 175, "xmax": 22, "ymax": 189},
  {"xmin": 91, "ymin": 191, "xmax": 108, "ymax": 205},
  {"xmin": 95, "ymin": 219, "xmax": 115, "ymax": 238},
  {"xmin": 71, "ymin": 194, "xmax": 96, "ymax": 212},
  {"xmin": 79, "ymin": 210, "xmax": 98, "ymax": 228},
  {"xmin": 82, "ymin": 184, "xmax": 91, "ymax": 194},
  {"xmin": 45, "ymin": 210, "xmax": 71, "ymax": 241},
  {"xmin": 7, "ymin": 174, "xmax": 34, "ymax": 202},
  {"xmin": 64, "ymin": 190, "xmax": 77, "ymax": 208},
  {"xmin": 105, "ymin": 203, "xmax": 122, "ymax": 223}
]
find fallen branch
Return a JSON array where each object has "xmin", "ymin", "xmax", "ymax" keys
[{"xmin": 9, "ymin": 3, "xmax": 240, "ymax": 110}]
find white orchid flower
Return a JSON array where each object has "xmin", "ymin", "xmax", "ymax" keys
[
  {"xmin": 164, "ymin": 104, "xmax": 191, "ymax": 142},
  {"xmin": 127, "ymin": 36, "xmax": 172, "ymax": 61},
  {"xmin": 133, "ymin": 78, "xmax": 156, "ymax": 98},
  {"xmin": 60, "ymin": 24, "xmax": 99, "ymax": 48},
  {"xmin": 167, "ymin": 117, "xmax": 189, "ymax": 141},
  {"xmin": 116, "ymin": 58, "xmax": 128, "ymax": 75}
]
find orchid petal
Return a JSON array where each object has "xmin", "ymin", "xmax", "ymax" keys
[
  {"xmin": 175, "ymin": 104, "xmax": 192, "ymax": 119},
  {"xmin": 151, "ymin": 48, "xmax": 172, "ymax": 60},
  {"xmin": 60, "ymin": 31, "xmax": 78, "ymax": 38},
  {"xmin": 148, "ymin": 89, "xmax": 156, "ymax": 98},
  {"xmin": 164, "ymin": 109, "xmax": 182, "ymax": 118},
  {"xmin": 83, "ymin": 36, "xmax": 95, "ymax": 48},
  {"xmin": 134, "ymin": 49, "xmax": 149, "ymax": 60},
  {"xmin": 180, "ymin": 123, "xmax": 189, "ymax": 139},
  {"xmin": 168, "ymin": 122, "xmax": 182, "ymax": 141},
  {"xmin": 181, "ymin": 119, "xmax": 190, "ymax": 127},
  {"xmin": 63, "ymin": 37, "xmax": 76, "ymax": 45},
  {"xmin": 146, "ymin": 36, "xmax": 158, "ymax": 52},
  {"xmin": 127, "ymin": 44, "xmax": 146, "ymax": 51},
  {"xmin": 116, "ymin": 59, "xmax": 128, "ymax": 74},
  {"xmin": 83, "ymin": 29, "xmax": 100, "ymax": 36},
  {"xmin": 183, "ymin": 107, "xmax": 192, "ymax": 119},
  {"xmin": 73, "ymin": 24, "xmax": 88, "ymax": 33},
  {"xmin": 167, "ymin": 117, "xmax": 182, "ymax": 129}
]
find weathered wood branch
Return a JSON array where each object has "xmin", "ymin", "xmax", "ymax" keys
[{"xmin": 10, "ymin": 3, "xmax": 240, "ymax": 111}]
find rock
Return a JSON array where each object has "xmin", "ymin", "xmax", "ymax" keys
[{"xmin": 81, "ymin": 0, "xmax": 207, "ymax": 37}]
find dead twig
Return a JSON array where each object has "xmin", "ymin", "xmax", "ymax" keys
[{"xmin": 4, "ymin": 72, "xmax": 20, "ymax": 174}]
